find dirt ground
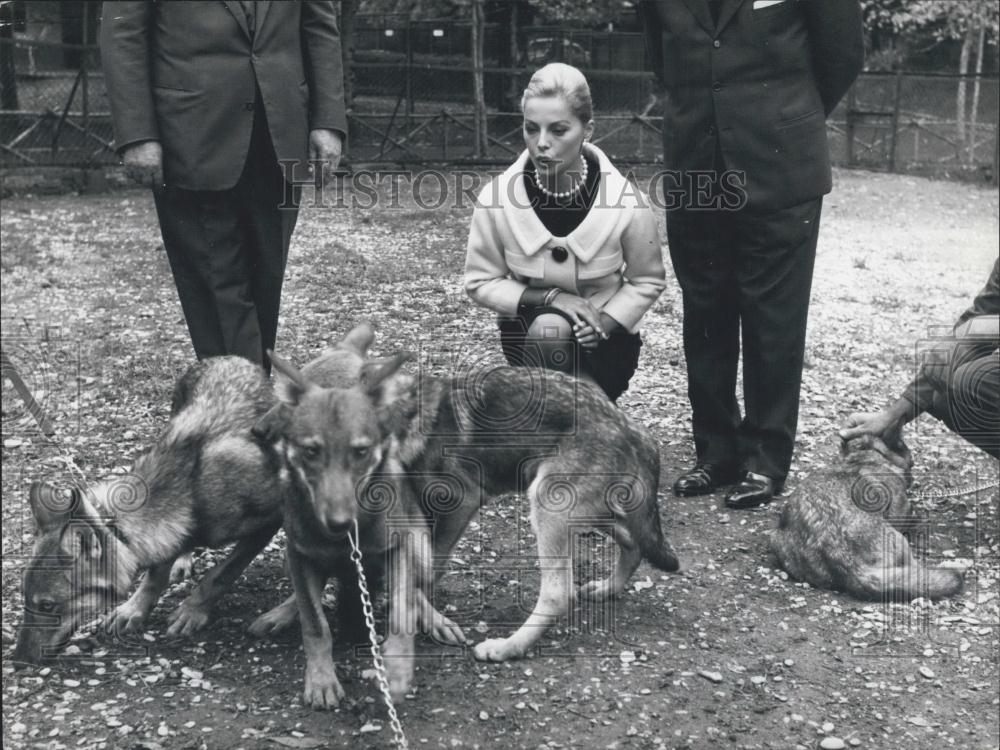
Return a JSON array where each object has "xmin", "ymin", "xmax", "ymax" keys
[{"xmin": 2, "ymin": 167, "xmax": 998, "ymax": 750}]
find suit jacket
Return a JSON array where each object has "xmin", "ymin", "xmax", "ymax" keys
[
  {"xmin": 640, "ymin": 0, "xmax": 863, "ymax": 210},
  {"xmin": 100, "ymin": 1, "xmax": 348, "ymax": 190}
]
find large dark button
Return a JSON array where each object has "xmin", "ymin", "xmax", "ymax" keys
[
  {"xmin": 708, "ymin": 125, "xmax": 717, "ymax": 136},
  {"xmin": 712, "ymin": 81, "xmax": 723, "ymax": 92},
  {"xmin": 244, "ymin": 101, "xmax": 255, "ymax": 111},
  {"xmin": 551, "ymin": 246, "xmax": 568, "ymax": 263}
]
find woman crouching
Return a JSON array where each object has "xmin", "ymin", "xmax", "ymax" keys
[{"xmin": 464, "ymin": 63, "xmax": 666, "ymax": 402}]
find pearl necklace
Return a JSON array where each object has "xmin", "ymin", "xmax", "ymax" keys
[{"xmin": 534, "ymin": 154, "xmax": 588, "ymax": 200}]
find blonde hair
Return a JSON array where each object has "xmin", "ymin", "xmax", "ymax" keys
[{"xmin": 521, "ymin": 63, "xmax": 593, "ymax": 124}]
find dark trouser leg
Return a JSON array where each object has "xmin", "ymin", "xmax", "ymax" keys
[
  {"xmin": 666, "ymin": 208, "xmax": 740, "ymax": 467},
  {"xmin": 927, "ymin": 353, "xmax": 1000, "ymax": 458},
  {"xmin": 151, "ymin": 103, "xmax": 296, "ymax": 370},
  {"xmin": 234, "ymin": 106, "xmax": 300, "ymax": 371},
  {"xmin": 153, "ymin": 184, "xmax": 263, "ymax": 365},
  {"xmin": 734, "ymin": 198, "xmax": 822, "ymax": 481}
]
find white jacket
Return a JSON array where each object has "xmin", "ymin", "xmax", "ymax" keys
[{"xmin": 464, "ymin": 144, "xmax": 666, "ymax": 333}]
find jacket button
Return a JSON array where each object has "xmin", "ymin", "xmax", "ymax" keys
[
  {"xmin": 712, "ymin": 81, "xmax": 723, "ymax": 92},
  {"xmin": 244, "ymin": 102, "xmax": 255, "ymax": 111},
  {"xmin": 551, "ymin": 246, "xmax": 568, "ymax": 263},
  {"xmin": 708, "ymin": 125, "xmax": 717, "ymax": 136},
  {"xmin": 713, "ymin": 39, "xmax": 721, "ymax": 48}
]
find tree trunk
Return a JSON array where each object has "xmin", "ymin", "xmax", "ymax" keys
[
  {"xmin": 956, "ymin": 26, "xmax": 973, "ymax": 150},
  {"xmin": 471, "ymin": 0, "xmax": 487, "ymax": 157},
  {"xmin": 968, "ymin": 22, "xmax": 985, "ymax": 165},
  {"xmin": 341, "ymin": 0, "xmax": 358, "ymax": 109}
]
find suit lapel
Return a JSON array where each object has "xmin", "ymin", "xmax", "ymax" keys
[
  {"xmin": 716, "ymin": 0, "xmax": 746, "ymax": 34},
  {"xmin": 255, "ymin": 1, "xmax": 272, "ymax": 34},
  {"xmin": 222, "ymin": 1, "xmax": 252, "ymax": 41},
  {"xmin": 678, "ymin": 0, "xmax": 715, "ymax": 36}
]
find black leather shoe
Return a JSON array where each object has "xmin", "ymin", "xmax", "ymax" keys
[
  {"xmin": 724, "ymin": 471, "xmax": 783, "ymax": 509},
  {"xmin": 672, "ymin": 463, "xmax": 739, "ymax": 497}
]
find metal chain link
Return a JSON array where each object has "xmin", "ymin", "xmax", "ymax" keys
[
  {"xmin": 916, "ymin": 478, "xmax": 1000, "ymax": 500},
  {"xmin": 348, "ymin": 519, "xmax": 408, "ymax": 750}
]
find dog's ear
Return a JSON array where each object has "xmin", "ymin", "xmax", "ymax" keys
[
  {"xmin": 843, "ymin": 433, "xmax": 875, "ymax": 455},
  {"xmin": 361, "ymin": 352, "xmax": 414, "ymax": 402},
  {"xmin": 59, "ymin": 521, "xmax": 104, "ymax": 561},
  {"xmin": 838, "ymin": 435, "xmax": 850, "ymax": 457},
  {"xmin": 268, "ymin": 350, "xmax": 310, "ymax": 404},
  {"xmin": 883, "ymin": 432, "xmax": 913, "ymax": 465},
  {"xmin": 875, "ymin": 433, "xmax": 914, "ymax": 475},
  {"xmin": 252, "ymin": 403, "xmax": 292, "ymax": 443},
  {"xmin": 339, "ymin": 322, "xmax": 376, "ymax": 356},
  {"xmin": 28, "ymin": 482, "xmax": 75, "ymax": 533}
]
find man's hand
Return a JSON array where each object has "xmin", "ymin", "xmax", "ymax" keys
[
  {"xmin": 122, "ymin": 141, "xmax": 163, "ymax": 187},
  {"xmin": 309, "ymin": 129, "xmax": 343, "ymax": 187},
  {"xmin": 838, "ymin": 403, "xmax": 911, "ymax": 445}
]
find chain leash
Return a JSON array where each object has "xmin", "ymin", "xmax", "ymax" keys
[
  {"xmin": 348, "ymin": 519, "xmax": 408, "ymax": 750},
  {"xmin": 916, "ymin": 478, "xmax": 999, "ymax": 500}
]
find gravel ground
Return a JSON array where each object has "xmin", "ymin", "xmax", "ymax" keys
[{"xmin": 2, "ymin": 167, "xmax": 998, "ymax": 750}]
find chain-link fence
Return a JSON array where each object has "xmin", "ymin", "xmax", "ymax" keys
[{"xmin": 1, "ymin": 8, "xmax": 997, "ymax": 180}]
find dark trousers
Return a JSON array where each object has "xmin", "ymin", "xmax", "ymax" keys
[
  {"xmin": 152, "ymin": 104, "xmax": 299, "ymax": 372},
  {"xmin": 926, "ymin": 352, "xmax": 1000, "ymax": 458},
  {"xmin": 498, "ymin": 308, "xmax": 643, "ymax": 403},
  {"xmin": 666, "ymin": 198, "xmax": 823, "ymax": 481}
]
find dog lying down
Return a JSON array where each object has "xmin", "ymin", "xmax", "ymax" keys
[{"xmin": 769, "ymin": 435, "xmax": 964, "ymax": 601}]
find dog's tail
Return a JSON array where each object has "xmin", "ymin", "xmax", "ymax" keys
[
  {"xmin": 628, "ymin": 487, "xmax": 680, "ymax": 573},
  {"xmin": 637, "ymin": 517, "xmax": 681, "ymax": 572},
  {"xmin": 850, "ymin": 563, "xmax": 964, "ymax": 601}
]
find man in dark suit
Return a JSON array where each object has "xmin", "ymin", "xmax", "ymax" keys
[
  {"xmin": 640, "ymin": 0, "xmax": 864, "ymax": 508},
  {"xmin": 100, "ymin": 1, "xmax": 347, "ymax": 372}
]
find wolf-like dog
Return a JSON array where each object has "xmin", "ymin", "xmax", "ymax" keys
[
  {"xmin": 246, "ymin": 324, "xmax": 455, "ymax": 649},
  {"xmin": 769, "ymin": 435, "xmax": 964, "ymax": 601},
  {"xmin": 13, "ymin": 356, "xmax": 282, "ymax": 665},
  {"xmin": 13, "ymin": 325, "xmax": 378, "ymax": 666},
  {"xmin": 259, "ymin": 348, "xmax": 681, "ymax": 704}
]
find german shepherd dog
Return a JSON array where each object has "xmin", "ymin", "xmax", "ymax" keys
[
  {"xmin": 769, "ymin": 434, "xmax": 964, "ymax": 601},
  {"xmin": 12, "ymin": 325, "xmax": 377, "ymax": 666},
  {"xmin": 259, "ymin": 346, "xmax": 681, "ymax": 704}
]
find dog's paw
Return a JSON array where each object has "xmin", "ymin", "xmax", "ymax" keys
[
  {"xmin": 104, "ymin": 603, "xmax": 149, "ymax": 636},
  {"xmin": 425, "ymin": 611, "xmax": 467, "ymax": 646},
  {"xmin": 165, "ymin": 602, "xmax": 211, "ymax": 637},
  {"xmin": 248, "ymin": 602, "xmax": 298, "ymax": 638},
  {"xmin": 473, "ymin": 637, "xmax": 522, "ymax": 663},
  {"xmin": 388, "ymin": 668, "xmax": 412, "ymax": 701},
  {"xmin": 304, "ymin": 663, "xmax": 345, "ymax": 710},
  {"xmin": 578, "ymin": 578, "xmax": 617, "ymax": 602},
  {"xmin": 382, "ymin": 643, "xmax": 415, "ymax": 700},
  {"xmin": 169, "ymin": 553, "xmax": 195, "ymax": 584}
]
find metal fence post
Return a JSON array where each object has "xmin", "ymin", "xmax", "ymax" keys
[
  {"xmin": 889, "ymin": 71, "xmax": 902, "ymax": 173},
  {"xmin": 81, "ymin": 3, "xmax": 90, "ymax": 144}
]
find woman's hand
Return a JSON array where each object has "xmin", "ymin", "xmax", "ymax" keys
[
  {"xmin": 550, "ymin": 293, "xmax": 606, "ymax": 344},
  {"xmin": 575, "ymin": 313, "xmax": 620, "ymax": 349}
]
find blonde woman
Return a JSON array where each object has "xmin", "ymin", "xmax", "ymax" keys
[{"xmin": 464, "ymin": 63, "xmax": 666, "ymax": 402}]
